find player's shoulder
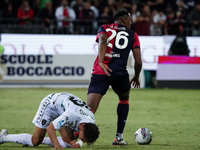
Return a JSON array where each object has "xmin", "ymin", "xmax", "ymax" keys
[
  {"xmin": 126, "ymin": 27, "xmax": 139, "ymax": 39},
  {"xmin": 98, "ymin": 23, "xmax": 118, "ymax": 31}
]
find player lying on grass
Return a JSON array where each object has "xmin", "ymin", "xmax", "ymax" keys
[{"xmin": 0, "ymin": 92, "xmax": 100, "ymax": 149}]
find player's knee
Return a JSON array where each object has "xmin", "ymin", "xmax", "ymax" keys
[
  {"xmin": 118, "ymin": 94, "xmax": 129, "ymax": 100},
  {"xmin": 118, "ymin": 90, "xmax": 130, "ymax": 100}
]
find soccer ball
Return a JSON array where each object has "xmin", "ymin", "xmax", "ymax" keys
[{"xmin": 134, "ymin": 128, "xmax": 153, "ymax": 145}]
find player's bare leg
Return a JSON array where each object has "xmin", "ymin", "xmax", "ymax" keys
[
  {"xmin": 31, "ymin": 126, "xmax": 46, "ymax": 146},
  {"xmin": 118, "ymin": 90, "xmax": 130, "ymax": 100},
  {"xmin": 113, "ymin": 90, "xmax": 130, "ymax": 145},
  {"xmin": 87, "ymin": 93, "xmax": 103, "ymax": 114},
  {"xmin": 0, "ymin": 126, "xmax": 46, "ymax": 146}
]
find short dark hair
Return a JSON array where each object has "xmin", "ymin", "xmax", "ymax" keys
[
  {"xmin": 113, "ymin": 9, "xmax": 130, "ymax": 21},
  {"xmin": 84, "ymin": 123, "xmax": 100, "ymax": 145}
]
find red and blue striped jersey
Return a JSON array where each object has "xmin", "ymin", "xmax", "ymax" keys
[{"xmin": 92, "ymin": 23, "xmax": 140, "ymax": 75}]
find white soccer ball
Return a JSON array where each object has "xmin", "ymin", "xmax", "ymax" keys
[{"xmin": 134, "ymin": 128, "xmax": 153, "ymax": 145}]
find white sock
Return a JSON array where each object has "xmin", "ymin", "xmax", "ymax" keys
[
  {"xmin": 4, "ymin": 133, "xmax": 33, "ymax": 146},
  {"xmin": 116, "ymin": 133, "xmax": 123, "ymax": 140},
  {"xmin": 42, "ymin": 137, "xmax": 71, "ymax": 148}
]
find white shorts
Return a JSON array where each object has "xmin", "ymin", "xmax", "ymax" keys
[{"xmin": 32, "ymin": 94, "xmax": 59, "ymax": 129}]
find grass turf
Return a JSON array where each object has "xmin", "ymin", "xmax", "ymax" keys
[{"xmin": 0, "ymin": 88, "xmax": 200, "ymax": 150}]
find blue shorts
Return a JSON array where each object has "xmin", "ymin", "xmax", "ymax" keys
[{"xmin": 87, "ymin": 73, "xmax": 131, "ymax": 96}]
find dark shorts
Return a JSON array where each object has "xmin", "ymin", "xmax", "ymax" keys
[{"xmin": 88, "ymin": 73, "xmax": 131, "ymax": 96}]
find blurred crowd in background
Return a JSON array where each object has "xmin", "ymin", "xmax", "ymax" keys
[{"xmin": 0, "ymin": 0, "xmax": 200, "ymax": 35}]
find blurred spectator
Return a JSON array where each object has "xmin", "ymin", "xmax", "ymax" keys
[
  {"xmin": 150, "ymin": 8, "xmax": 166, "ymax": 35},
  {"xmin": 55, "ymin": 0, "xmax": 76, "ymax": 33},
  {"xmin": 164, "ymin": 10, "xmax": 176, "ymax": 35},
  {"xmin": 1, "ymin": 3, "xmax": 16, "ymax": 20},
  {"xmin": 168, "ymin": 33, "xmax": 190, "ymax": 55},
  {"xmin": 12, "ymin": 0, "xmax": 35, "ymax": 15},
  {"xmin": 130, "ymin": 3, "xmax": 141, "ymax": 30},
  {"xmin": 176, "ymin": 0, "xmax": 187, "ymax": 19},
  {"xmin": 131, "ymin": 3, "xmax": 141, "ymax": 24},
  {"xmin": 137, "ymin": 4, "xmax": 151, "ymax": 22},
  {"xmin": 17, "ymin": 0, "xmax": 34, "ymax": 25},
  {"xmin": 148, "ymin": 0, "xmax": 165, "ymax": 12},
  {"xmin": 1, "ymin": 2, "xmax": 16, "ymax": 31},
  {"xmin": 107, "ymin": 0, "xmax": 117, "ymax": 15},
  {"xmin": 93, "ymin": 0, "xmax": 106, "ymax": 15},
  {"xmin": 122, "ymin": 0, "xmax": 132, "ymax": 12},
  {"xmin": 0, "ymin": 0, "xmax": 11, "ymax": 14},
  {"xmin": 80, "ymin": 2, "xmax": 95, "ymax": 20},
  {"xmin": 115, "ymin": 0, "xmax": 124, "ymax": 10},
  {"xmin": 165, "ymin": 4, "xmax": 173, "ymax": 15},
  {"xmin": 163, "ymin": 0, "xmax": 178, "ymax": 13},
  {"xmin": 38, "ymin": 1, "xmax": 55, "ymax": 27},
  {"xmin": 71, "ymin": 0, "xmax": 83, "ymax": 34},
  {"xmin": 98, "ymin": 6, "xmax": 113, "ymax": 26},
  {"xmin": 90, "ymin": 0, "xmax": 100, "ymax": 33},
  {"xmin": 135, "ymin": 4, "xmax": 151, "ymax": 35},
  {"xmin": 90, "ymin": 0, "xmax": 99, "ymax": 19},
  {"xmin": 190, "ymin": 1, "xmax": 200, "ymax": 36},
  {"xmin": 79, "ymin": 1, "xmax": 95, "ymax": 34},
  {"xmin": 147, "ymin": 0, "xmax": 158, "ymax": 12},
  {"xmin": 182, "ymin": 0, "xmax": 195, "ymax": 14},
  {"xmin": 72, "ymin": 0, "xmax": 83, "ymax": 19},
  {"xmin": 174, "ymin": 10, "xmax": 186, "ymax": 34}
]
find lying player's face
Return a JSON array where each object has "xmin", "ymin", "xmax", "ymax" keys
[{"xmin": 79, "ymin": 129, "xmax": 87, "ymax": 143}]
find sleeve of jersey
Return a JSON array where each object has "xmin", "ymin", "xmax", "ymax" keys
[
  {"xmin": 52, "ymin": 110, "xmax": 74, "ymax": 130},
  {"xmin": 95, "ymin": 25, "xmax": 106, "ymax": 43},
  {"xmin": 133, "ymin": 33, "xmax": 140, "ymax": 49}
]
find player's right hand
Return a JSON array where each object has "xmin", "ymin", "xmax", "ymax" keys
[
  {"xmin": 99, "ymin": 62, "xmax": 112, "ymax": 76},
  {"xmin": 71, "ymin": 143, "xmax": 81, "ymax": 148},
  {"xmin": 51, "ymin": 146, "xmax": 64, "ymax": 149}
]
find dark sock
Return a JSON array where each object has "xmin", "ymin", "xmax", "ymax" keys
[{"xmin": 116, "ymin": 103, "xmax": 129, "ymax": 135}]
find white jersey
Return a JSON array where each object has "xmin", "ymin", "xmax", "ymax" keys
[{"xmin": 32, "ymin": 93, "xmax": 95, "ymax": 131}]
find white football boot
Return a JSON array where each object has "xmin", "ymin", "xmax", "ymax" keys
[
  {"xmin": 0, "ymin": 129, "xmax": 9, "ymax": 145},
  {"xmin": 112, "ymin": 137, "xmax": 128, "ymax": 145}
]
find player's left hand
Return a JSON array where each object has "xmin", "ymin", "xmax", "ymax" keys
[
  {"xmin": 130, "ymin": 76, "xmax": 140, "ymax": 88},
  {"xmin": 71, "ymin": 143, "xmax": 81, "ymax": 148}
]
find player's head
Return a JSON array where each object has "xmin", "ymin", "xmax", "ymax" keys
[
  {"xmin": 81, "ymin": 123, "xmax": 100, "ymax": 145},
  {"xmin": 113, "ymin": 9, "xmax": 132, "ymax": 29}
]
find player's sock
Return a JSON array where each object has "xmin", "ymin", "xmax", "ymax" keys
[
  {"xmin": 4, "ymin": 134, "xmax": 33, "ymax": 146},
  {"xmin": 42, "ymin": 137, "xmax": 71, "ymax": 148},
  {"xmin": 116, "ymin": 100, "xmax": 129, "ymax": 140},
  {"xmin": 115, "ymin": 133, "xmax": 123, "ymax": 141}
]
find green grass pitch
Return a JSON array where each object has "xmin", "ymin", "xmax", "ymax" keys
[{"xmin": 0, "ymin": 88, "xmax": 200, "ymax": 150}]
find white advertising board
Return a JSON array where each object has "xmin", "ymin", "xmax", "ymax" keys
[
  {"xmin": 0, "ymin": 54, "xmax": 145, "ymax": 88},
  {"xmin": 1, "ymin": 34, "xmax": 200, "ymax": 70},
  {"xmin": 0, "ymin": 55, "xmax": 96, "ymax": 87}
]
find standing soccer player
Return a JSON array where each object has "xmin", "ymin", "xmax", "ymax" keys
[
  {"xmin": 87, "ymin": 9, "xmax": 142, "ymax": 145},
  {"xmin": 0, "ymin": 92, "xmax": 99, "ymax": 149}
]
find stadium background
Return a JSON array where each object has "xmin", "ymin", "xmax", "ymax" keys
[{"xmin": 0, "ymin": 0, "xmax": 200, "ymax": 88}]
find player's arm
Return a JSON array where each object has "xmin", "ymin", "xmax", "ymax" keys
[
  {"xmin": 130, "ymin": 33, "xmax": 142, "ymax": 88},
  {"xmin": 47, "ymin": 123, "xmax": 64, "ymax": 149},
  {"xmin": 131, "ymin": 47, "xmax": 142, "ymax": 88},
  {"xmin": 98, "ymin": 33, "xmax": 113, "ymax": 76},
  {"xmin": 47, "ymin": 111, "xmax": 71, "ymax": 149}
]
